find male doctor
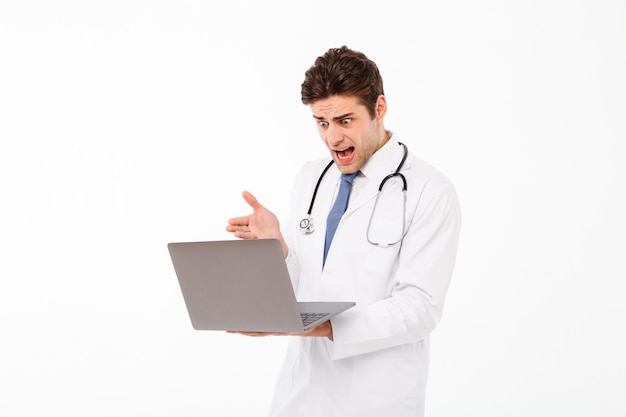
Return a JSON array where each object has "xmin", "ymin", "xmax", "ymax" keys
[{"xmin": 226, "ymin": 46, "xmax": 461, "ymax": 417}]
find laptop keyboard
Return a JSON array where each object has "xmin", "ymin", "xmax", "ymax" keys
[{"xmin": 300, "ymin": 312, "xmax": 329, "ymax": 327}]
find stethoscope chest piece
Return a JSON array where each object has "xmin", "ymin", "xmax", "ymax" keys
[{"xmin": 299, "ymin": 215, "xmax": 314, "ymax": 234}]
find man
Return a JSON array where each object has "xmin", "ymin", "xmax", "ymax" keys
[{"xmin": 226, "ymin": 46, "xmax": 461, "ymax": 417}]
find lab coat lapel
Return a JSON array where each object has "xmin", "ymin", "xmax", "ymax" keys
[
  {"xmin": 345, "ymin": 141, "xmax": 410, "ymax": 216},
  {"xmin": 344, "ymin": 178, "xmax": 379, "ymax": 216}
]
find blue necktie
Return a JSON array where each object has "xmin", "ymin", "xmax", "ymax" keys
[{"xmin": 324, "ymin": 172, "xmax": 358, "ymax": 265}]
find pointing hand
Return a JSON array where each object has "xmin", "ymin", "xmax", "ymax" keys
[{"xmin": 226, "ymin": 191, "xmax": 288, "ymax": 257}]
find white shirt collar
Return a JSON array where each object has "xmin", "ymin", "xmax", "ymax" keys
[{"xmin": 359, "ymin": 135, "xmax": 403, "ymax": 181}]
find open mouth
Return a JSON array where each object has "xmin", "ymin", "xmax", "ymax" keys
[{"xmin": 335, "ymin": 147, "xmax": 355, "ymax": 161}]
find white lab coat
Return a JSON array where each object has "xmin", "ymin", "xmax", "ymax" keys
[{"xmin": 268, "ymin": 139, "xmax": 461, "ymax": 417}]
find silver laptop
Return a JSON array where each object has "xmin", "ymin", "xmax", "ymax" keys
[{"xmin": 167, "ymin": 238, "xmax": 355, "ymax": 332}]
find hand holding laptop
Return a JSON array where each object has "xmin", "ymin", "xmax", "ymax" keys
[{"xmin": 227, "ymin": 320, "xmax": 334, "ymax": 340}]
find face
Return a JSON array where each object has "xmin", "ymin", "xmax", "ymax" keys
[{"xmin": 310, "ymin": 95, "xmax": 388, "ymax": 174}]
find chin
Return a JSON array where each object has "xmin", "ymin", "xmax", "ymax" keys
[{"xmin": 337, "ymin": 164, "xmax": 359, "ymax": 174}]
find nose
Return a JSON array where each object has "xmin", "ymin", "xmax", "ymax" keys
[{"xmin": 325, "ymin": 123, "xmax": 343, "ymax": 147}]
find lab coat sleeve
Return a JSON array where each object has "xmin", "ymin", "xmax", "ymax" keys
[
  {"xmin": 284, "ymin": 244, "xmax": 301, "ymax": 291},
  {"xmin": 329, "ymin": 175, "xmax": 461, "ymax": 360}
]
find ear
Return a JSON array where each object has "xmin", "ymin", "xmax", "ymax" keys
[{"xmin": 375, "ymin": 95, "xmax": 387, "ymax": 121}]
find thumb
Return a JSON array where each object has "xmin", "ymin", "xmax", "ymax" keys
[{"xmin": 242, "ymin": 191, "xmax": 262, "ymax": 212}]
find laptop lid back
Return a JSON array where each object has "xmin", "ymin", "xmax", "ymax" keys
[{"xmin": 168, "ymin": 239, "xmax": 306, "ymax": 332}]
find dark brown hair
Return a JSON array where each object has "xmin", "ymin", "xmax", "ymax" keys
[{"xmin": 301, "ymin": 46, "xmax": 385, "ymax": 119}]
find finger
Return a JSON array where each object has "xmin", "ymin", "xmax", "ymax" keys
[
  {"xmin": 242, "ymin": 191, "xmax": 263, "ymax": 212},
  {"xmin": 233, "ymin": 230, "xmax": 256, "ymax": 239},
  {"xmin": 227, "ymin": 331, "xmax": 288, "ymax": 337},
  {"xmin": 225, "ymin": 225, "xmax": 249, "ymax": 234},
  {"xmin": 227, "ymin": 215, "xmax": 250, "ymax": 226},
  {"xmin": 225, "ymin": 224, "xmax": 253, "ymax": 237},
  {"xmin": 229, "ymin": 331, "xmax": 267, "ymax": 337}
]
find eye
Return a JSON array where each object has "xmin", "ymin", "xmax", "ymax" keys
[
  {"xmin": 318, "ymin": 121, "xmax": 329, "ymax": 128},
  {"xmin": 340, "ymin": 118, "xmax": 352, "ymax": 125}
]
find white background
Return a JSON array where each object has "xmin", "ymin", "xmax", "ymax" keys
[{"xmin": 1, "ymin": 1, "xmax": 625, "ymax": 416}]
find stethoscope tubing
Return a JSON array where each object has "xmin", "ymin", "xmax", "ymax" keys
[{"xmin": 300, "ymin": 142, "xmax": 409, "ymax": 245}]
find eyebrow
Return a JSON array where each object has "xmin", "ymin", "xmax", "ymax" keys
[{"xmin": 312, "ymin": 112, "xmax": 355, "ymax": 121}]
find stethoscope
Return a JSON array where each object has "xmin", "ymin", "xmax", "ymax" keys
[{"xmin": 299, "ymin": 142, "xmax": 408, "ymax": 247}]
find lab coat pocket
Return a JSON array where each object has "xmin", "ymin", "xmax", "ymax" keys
[
  {"xmin": 350, "ymin": 344, "xmax": 425, "ymax": 416},
  {"xmin": 270, "ymin": 341, "xmax": 305, "ymax": 408},
  {"xmin": 363, "ymin": 245, "xmax": 398, "ymax": 273},
  {"xmin": 359, "ymin": 247, "xmax": 398, "ymax": 302}
]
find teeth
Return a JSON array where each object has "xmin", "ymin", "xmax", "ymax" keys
[{"xmin": 334, "ymin": 146, "xmax": 354, "ymax": 161}]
